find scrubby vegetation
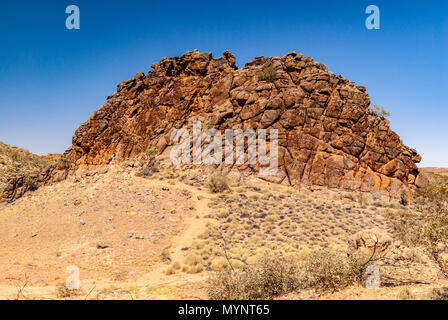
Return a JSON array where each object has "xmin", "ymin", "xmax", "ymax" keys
[
  {"xmin": 56, "ymin": 283, "xmax": 82, "ymax": 298},
  {"xmin": 207, "ymin": 250, "xmax": 370, "ymax": 299},
  {"xmin": 388, "ymin": 182, "xmax": 448, "ymax": 277},
  {"xmin": 258, "ymin": 66, "xmax": 277, "ymax": 82},
  {"xmin": 208, "ymin": 172, "xmax": 230, "ymax": 193},
  {"xmin": 0, "ymin": 141, "xmax": 54, "ymax": 195},
  {"xmin": 187, "ymin": 186, "xmax": 388, "ymax": 274},
  {"xmin": 24, "ymin": 176, "xmax": 38, "ymax": 191},
  {"xmin": 318, "ymin": 62, "xmax": 328, "ymax": 71}
]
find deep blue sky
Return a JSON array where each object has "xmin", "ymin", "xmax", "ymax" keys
[{"xmin": 0, "ymin": 0, "xmax": 446, "ymax": 166}]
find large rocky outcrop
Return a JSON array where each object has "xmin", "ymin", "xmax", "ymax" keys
[{"xmin": 3, "ymin": 50, "xmax": 421, "ymax": 201}]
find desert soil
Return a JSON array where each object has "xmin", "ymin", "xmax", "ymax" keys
[{"xmin": 0, "ymin": 164, "xmax": 446, "ymax": 300}]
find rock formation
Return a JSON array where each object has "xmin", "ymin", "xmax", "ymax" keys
[{"xmin": 2, "ymin": 50, "xmax": 422, "ymax": 201}]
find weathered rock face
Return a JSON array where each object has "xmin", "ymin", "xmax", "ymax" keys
[{"xmin": 3, "ymin": 50, "xmax": 421, "ymax": 201}]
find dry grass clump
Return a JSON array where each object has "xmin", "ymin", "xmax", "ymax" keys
[
  {"xmin": 396, "ymin": 288, "xmax": 415, "ymax": 300},
  {"xmin": 182, "ymin": 253, "xmax": 205, "ymax": 274},
  {"xmin": 258, "ymin": 66, "xmax": 277, "ymax": 83},
  {"xmin": 208, "ymin": 172, "xmax": 230, "ymax": 193},
  {"xmin": 56, "ymin": 283, "xmax": 82, "ymax": 298},
  {"xmin": 113, "ymin": 270, "xmax": 129, "ymax": 282},
  {"xmin": 24, "ymin": 176, "xmax": 38, "ymax": 191}
]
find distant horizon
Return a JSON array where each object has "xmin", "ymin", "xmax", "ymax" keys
[{"xmin": 1, "ymin": 0, "xmax": 447, "ymax": 167}]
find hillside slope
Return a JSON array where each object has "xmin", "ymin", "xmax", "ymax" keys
[
  {"xmin": 0, "ymin": 163, "xmax": 444, "ymax": 299},
  {"xmin": 0, "ymin": 142, "xmax": 57, "ymax": 198}
]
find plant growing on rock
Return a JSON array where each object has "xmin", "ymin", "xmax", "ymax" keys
[
  {"xmin": 318, "ymin": 62, "xmax": 328, "ymax": 71},
  {"xmin": 24, "ymin": 176, "xmax": 37, "ymax": 191},
  {"xmin": 371, "ymin": 104, "xmax": 391, "ymax": 119},
  {"xmin": 258, "ymin": 66, "xmax": 277, "ymax": 82}
]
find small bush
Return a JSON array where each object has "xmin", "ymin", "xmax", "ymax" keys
[
  {"xmin": 24, "ymin": 177, "xmax": 37, "ymax": 191},
  {"xmin": 211, "ymin": 257, "xmax": 230, "ymax": 271},
  {"xmin": 209, "ymin": 173, "xmax": 230, "ymax": 193},
  {"xmin": 142, "ymin": 148, "xmax": 158, "ymax": 160},
  {"xmin": 318, "ymin": 62, "xmax": 328, "ymax": 71},
  {"xmin": 164, "ymin": 266, "xmax": 176, "ymax": 275},
  {"xmin": 300, "ymin": 249, "xmax": 365, "ymax": 292},
  {"xmin": 400, "ymin": 189, "xmax": 409, "ymax": 206},
  {"xmin": 9, "ymin": 151, "xmax": 20, "ymax": 161},
  {"xmin": 172, "ymin": 261, "xmax": 181, "ymax": 270},
  {"xmin": 258, "ymin": 66, "xmax": 277, "ymax": 83},
  {"xmin": 223, "ymin": 116, "xmax": 234, "ymax": 127},
  {"xmin": 113, "ymin": 270, "xmax": 129, "ymax": 282},
  {"xmin": 160, "ymin": 246, "xmax": 171, "ymax": 263},
  {"xmin": 388, "ymin": 183, "xmax": 448, "ymax": 276},
  {"xmin": 184, "ymin": 253, "xmax": 202, "ymax": 266},
  {"xmin": 207, "ymin": 254, "xmax": 300, "ymax": 300},
  {"xmin": 56, "ymin": 283, "xmax": 82, "ymax": 298}
]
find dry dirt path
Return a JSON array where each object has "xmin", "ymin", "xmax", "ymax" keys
[
  {"xmin": 0, "ymin": 172, "xmax": 216, "ymax": 299},
  {"xmin": 126, "ymin": 177, "xmax": 214, "ymax": 290}
]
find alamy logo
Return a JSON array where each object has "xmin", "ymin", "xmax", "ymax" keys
[
  {"xmin": 66, "ymin": 5, "xmax": 80, "ymax": 30},
  {"xmin": 365, "ymin": 5, "xmax": 380, "ymax": 30},
  {"xmin": 170, "ymin": 121, "xmax": 278, "ymax": 176},
  {"xmin": 65, "ymin": 265, "xmax": 80, "ymax": 290}
]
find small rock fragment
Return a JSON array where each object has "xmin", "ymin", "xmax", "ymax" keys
[{"xmin": 96, "ymin": 241, "xmax": 109, "ymax": 249}]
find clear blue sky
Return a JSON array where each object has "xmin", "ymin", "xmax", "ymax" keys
[{"xmin": 0, "ymin": 0, "xmax": 446, "ymax": 167}]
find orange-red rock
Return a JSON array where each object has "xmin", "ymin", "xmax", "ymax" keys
[{"xmin": 3, "ymin": 50, "xmax": 421, "ymax": 201}]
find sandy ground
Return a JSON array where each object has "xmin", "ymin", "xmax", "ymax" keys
[
  {"xmin": 0, "ymin": 165, "xmax": 211, "ymax": 299},
  {"xmin": 0, "ymin": 164, "xmax": 446, "ymax": 300}
]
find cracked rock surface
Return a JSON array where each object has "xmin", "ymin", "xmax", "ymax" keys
[{"xmin": 4, "ymin": 50, "xmax": 421, "ymax": 200}]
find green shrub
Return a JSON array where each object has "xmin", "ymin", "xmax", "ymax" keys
[
  {"xmin": 258, "ymin": 66, "xmax": 277, "ymax": 83},
  {"xmin": 223, "ymin": 116, "xmax": 234, "ymax": 127},
  {"xmin": 9, "ymin": 151, "xmax": 20, "ymax": 161}
]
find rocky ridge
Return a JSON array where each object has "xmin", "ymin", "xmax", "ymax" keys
[{"xmin": 2, "ymin": 50, "xmax": 422, "ymax": 201}]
